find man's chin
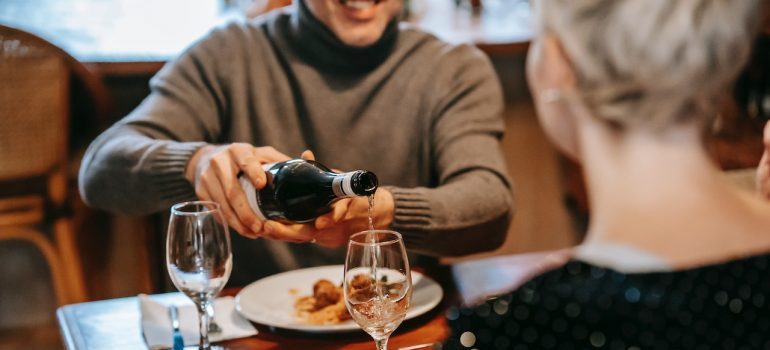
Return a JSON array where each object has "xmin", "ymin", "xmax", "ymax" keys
[
  {"xmin": 337, "ymin": 31, "xmax": 382, "ymax": 47},
  {"xmin": 317, "ymin": 0, "xmax": 397, "ymax": 47}
]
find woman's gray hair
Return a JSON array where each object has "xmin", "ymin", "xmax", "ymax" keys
[{"xmin": 535, "ymin": 0, "xmax": 763, "ymax": 128}]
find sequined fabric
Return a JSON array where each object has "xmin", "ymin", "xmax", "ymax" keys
[{"xmin": 444, "ymin": 255, "xmax": 770, "ymax": 349}]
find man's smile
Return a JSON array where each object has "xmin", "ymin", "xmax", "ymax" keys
[{"xmin": 336, "ymin": 0, "xmax": 386, "ymax": 21}]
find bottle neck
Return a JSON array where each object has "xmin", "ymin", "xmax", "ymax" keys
[{"xmin": 332, "ymin": 171, "xmax": 361, "ymax": 198}]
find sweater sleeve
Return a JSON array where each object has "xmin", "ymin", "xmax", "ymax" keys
[
  {"xmin": 389, "ymin": 44, "xmax": 514, "ymax": 257},
  {"xmin": 78, "ymin": 27, "xmax": 232, "ymax": 215}
]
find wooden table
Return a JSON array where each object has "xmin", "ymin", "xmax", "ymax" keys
[
  {"xmin": 0, "ymin": 0, "xmax": 532, "ymax": 77},
  {"xmin": 56, "ymin": 288, "xmax": 450, "ymax": 350}
]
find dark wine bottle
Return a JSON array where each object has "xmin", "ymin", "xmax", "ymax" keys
[{"xmin": 238, "ymin": 159, "xmax": 378, "ymax": 223}]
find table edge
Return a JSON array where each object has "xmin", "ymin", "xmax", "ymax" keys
[{"xmin": 56, "ymin": 306, "xmax": 82, "ymax": 350}]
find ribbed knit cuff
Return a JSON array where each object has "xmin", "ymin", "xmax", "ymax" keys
[
  {"xmin": 387, "ymin": 186, "xmax": 432, "ymax": 247},
  {"xmin": 148, "ymin": 141, "xmax": 208, "ymax": 203}
]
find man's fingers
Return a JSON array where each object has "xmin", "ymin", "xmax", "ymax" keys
[
  {"xmin": 301, "ymin": 150, "xmax": 316, "ymax": 161},
  {"xmin": 255, "ymin": 146, "xmax": 292, "ymax": 163},
  {"xmin": 314, "ymin": 213, "xmax": 333, "ymax": 230},
  {"xmin": 313, "ymin": 228, "xmax": 348, "ymax": 248},
  {"xmin": 194, "ymin": 181, "xmax": 213, "ymax": 203},
  {"xmin": 227, "ymin": 185, "xmax": 263, "ymax": 234},
  {"xmin": 315, "ymin": 199, "xmax": 351, "ymax": 230},
  {"xmin": 232, "ymin": 150, "xmax": 268, "ymax": 189},
  {"xmin": 263, "ymin": 220, "xmax": 316, "ymax": 243},
  {"xmin": 194, "ymin": 186, "xmax": 227, "ymax": 227},
  {"xmin": 229, "ymin": 144, "xmax": 268, "ymax": 188},
  {"xmin": 331, "ymin": 199, "xmax": 350, "ymax": 223},
  {"xmin": 344, "ymin": 196, "xmax": 369, "ymax": 221},
  {"xmin": 231, "ymin": 145, "xmax": 292, "ymax": 189},
  {"xmin": 210, "ymin": 153, "xmax": 264, "ymax": 234},
  {"xmin": 203, "ymin": 178, "xmax": 258, "ymax": 239},
  {"xmin": 206, "ymin": 187, "xmax": 245, "ymax": 236}
]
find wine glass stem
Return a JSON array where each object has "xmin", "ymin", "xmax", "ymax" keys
[
  {"xmin": 196, "ymin": 300, "xmax": 211, "ymax": 349},
  {"xmin": 206, "ymin": 302, "xmax": 219, "ymax": 333},
  {"xmin": 375, "ymin": 337, "xmax": 389, "ymax": 350}
]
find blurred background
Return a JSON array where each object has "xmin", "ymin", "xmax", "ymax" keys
[{"xmin": 0, "ymin": 0, "xmax": 768, "ymax": 348}]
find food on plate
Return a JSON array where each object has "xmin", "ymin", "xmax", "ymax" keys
[
  {"xmin": 292, "ymin": 274, "xmax": 405, "ymax": 325},
  {"xmin": 294, "ymin": 279, "xmax": 351, "ymax": 325}
]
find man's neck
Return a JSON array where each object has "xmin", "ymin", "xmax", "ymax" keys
[{"xmin": 287, "ymin": 0, "xmax": 399, "ymax": 75}]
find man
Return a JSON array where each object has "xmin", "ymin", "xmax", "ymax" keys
[{"xmin": 79, "ymin": 0, "xmax": 514, "ymax": 284}]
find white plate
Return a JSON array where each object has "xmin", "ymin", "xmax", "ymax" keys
[{"xmin": 235, "ymin": 265, "xmax": 443, "ymax": 333}]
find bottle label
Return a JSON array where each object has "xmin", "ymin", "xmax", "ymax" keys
[
  {"xmin": 238, "ymin": 162, "xmax": 275, "ymax": 221},
  {"xmin": 332, "ymin": 171, "xmax": 359, "ymax": 198}
]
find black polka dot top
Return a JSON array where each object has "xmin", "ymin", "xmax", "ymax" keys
[{"xmin": 443, "ymin": 254, "xmax": 770, "ymax": 350}]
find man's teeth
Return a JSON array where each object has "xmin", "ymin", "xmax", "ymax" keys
[{"xmin": 344, "ymin": 0, "xmax": 375, "ymax": 9}]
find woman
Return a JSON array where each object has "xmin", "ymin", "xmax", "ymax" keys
[{"xmin": 444, "ymin": 0, "xmax": 770, "ymax": 349}]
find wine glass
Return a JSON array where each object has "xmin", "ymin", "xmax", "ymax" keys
[
  {"xmin": 166, "ymin": 201, "xmax": 232, "ymax": 350},
  {"xmin": 344, "ymin": 230, "xmax": 412, "ymax": 350}
]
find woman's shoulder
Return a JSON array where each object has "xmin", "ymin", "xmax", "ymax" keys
[
  {"xmin": 444, "ymin": 253, "xmax": 770, "ymax": 349},
  {"xmin": 573, "ymin": 241, "xmax": 671, "ymax": 273},
  {"xmin": 454, "ymin": 248, "xmax": 770, "ymax": 323}
]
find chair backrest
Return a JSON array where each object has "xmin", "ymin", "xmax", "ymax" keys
[
  {"xmin": 0, "ymin": 25, "xmax": 110, "ymax": 202},
  {"xmin": 0, "ymin": 31, "xmax": 69, "ymax": 182},
  {"xmin": 0, "ymin": 25, "xmax": 109, "ymax": 305}
]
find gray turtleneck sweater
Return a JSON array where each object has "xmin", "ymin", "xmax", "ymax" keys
[{"xmin": 79, "ymin": 4, "xmax": 513, "ymax": 283}]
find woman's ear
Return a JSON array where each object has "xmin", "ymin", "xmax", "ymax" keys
[
  {"xmin": 536, "ymin": 33, "xmax": 577, "ymax": 91},
  {"xmin": 527, "ymin": 33, "xmax": 583, "ymax": 162}
]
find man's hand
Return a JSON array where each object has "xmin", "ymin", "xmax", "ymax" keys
[
  {"xmin": 185, "ymin": 143, "xmax": 291, "ymax": 238},
  {"xmin": 758, "ymin": 121, "xmax": 770, "ymax": 200},
  {"xmin": 311, "ymin": 187, "xmax": 395, "ymax": 248},
  {"xmin": 260, "ymin": 188, "xmax": 395, "ymax": 247},
  {"xmin": 258, "ymin": 150, "xmax": 396, "ymax": 247}
]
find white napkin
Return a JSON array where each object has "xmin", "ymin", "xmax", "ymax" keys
[{"xmin": 139, "ymin": 294, "xmax": 257, "ymax": 349}]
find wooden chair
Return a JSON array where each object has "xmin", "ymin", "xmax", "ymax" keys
[{"xmin": 0, "ymin": 25, "xmax": 109, "ymax": 305}]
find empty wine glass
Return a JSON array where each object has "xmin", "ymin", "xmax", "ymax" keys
[
  {"xmin": 166, "ymin": 201, "xmax": 232, "ymax": 350},
  {"xmin": 344, "ymin": 230, "xmax": 412, "ymax": 350}
]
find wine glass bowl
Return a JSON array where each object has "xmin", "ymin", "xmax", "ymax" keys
[
  {"xmin": 344, "ymin": 230, "xmax": 412, "ymax": 350},
  {"xmin": 166, "ymin": 201, "xmax": 232, "ymax": 349}
]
